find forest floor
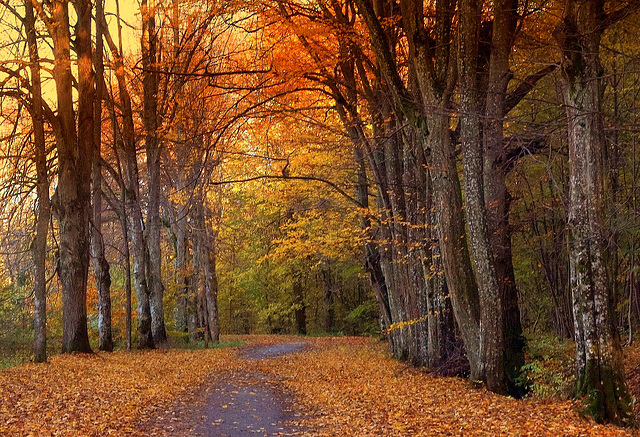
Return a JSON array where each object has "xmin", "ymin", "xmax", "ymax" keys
[{"xmin": 0, "ymin": 335, "xmax": 638, "ymax": 436}]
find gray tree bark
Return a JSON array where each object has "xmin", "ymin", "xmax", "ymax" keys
[
  {"xmin": 141, "ymin": 0, "xmax": 168, "ymax": 347},
  {"xmin": 554, "ymin": 0, "xmax": 634, "ymax": 426},
  {"xmin": 25, "ymin": 0, "xmax": 49, "ymax": 363},
  {"xmin": 91, "ymin": 0, "xmax": 113, "ymax": 352},
  {"xmin": 458, "ymin": 0, "xmax": 504, "ymax": 393},
  {"xmin": 100, "ymin": 9, "xmax": 154, "ymax": 348}
]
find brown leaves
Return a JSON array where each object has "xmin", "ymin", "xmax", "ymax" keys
[
  {"xmin": 0, "ymin": 349, "xmax": 239, "ymax": 436},
  {"xmin": 248, "ymin": 337, "xmax": 636, "ymax": 436},
  {"xmin": 0, "ymin": 337, "xmax": 637, "ymax": 436}
]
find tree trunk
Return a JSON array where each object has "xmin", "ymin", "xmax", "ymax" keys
[
  {"xmin": 554, "ymin": 0, "xmax": 634, "ymax": 425},
  {"xmin": 321, "ymin": 258, "xmax": 335, "ymax": 332},
  {"xmin": 121, "ymin": 209, "xmax": 133, "ymax": 350},
  {"xmin": 91, "ymin": 0, "xmax": 113, "ymax": 352},
  {"xmin": 293, "ymin": 276, "xmax": 307, "ymax": 335},
  {"xmin": 348, "ymin": 119, "xmax": 392, "ymax": 333},
  {"xmin": 52, "ymin": 0, "xmax": 93, "ymax": 354},
  {"xmin": 202, "ymin": 227, "xmax": 220, "ymax": 344},
  {"xmin": 102, "ymin": 8, "xmax": 154, "ymax": 348},
  {"xmin": 25, "ymin": 0, "xmax": 49, "ymax": 363},
  {"xmin": 142, "ymin": 0, "xmax": 167, "ymax": 347},
  {"xmin": 172, "ymin": 208, "xmax": 190, "ymax": 336},
  {"xmin": 459, "ymin": 0, "xmax": 504, "ymax": 393},
  {"xmin": 426, "ymin": 108, "xmax": 482, "ymax": 377},
  {"xmin": 481, "ymin": 0, "xmax": 525, "ymax": 393}
]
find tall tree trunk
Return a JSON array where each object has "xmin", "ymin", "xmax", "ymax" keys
[
  {"xmin": 25, "ymin": 0, "xmax": 49, "ymax": 363},
  {"xmin": 293, "ymin": 275, "xmax": 307, "ymax": 335},
  {"xmin": 426, "ymin": 107, "xmax": 482, "ymax": 376},
  {"xmin": 121, "ymin": 209, "xmax": 133, "ymax": 350},
  {"xmin": 91, "ymin": 0, "xmax": 113, "ymax": 352},
  {"xmin": 51, "ymin": 0, "xmax": 93, "ymax": 354},
  {"xmin": 191, "ymin": 192, "xmax": 220, "ymax": 344},
  {"xmin": 459, "ymin": 0, "xmax": 504, "ymax": 393},
  {"xmin": 482, "ymin": 0, "xmax": 525, "ymax": 393},
  {"xmin": 105, "ymin": 55, "xmax": 132, "ymax": 350},
  {"xmin": 321, "ymin": 258, "xmax": 335, "ymax": 332},
  {"xmin": 343, "ymin": 113, "xmax": 392, "ymax": 333},
  {"xmin": 142, "ymin": 0, "xmax": 167, "ymax": 347},
  {"xmin": 173, "ymin": 207, "xmax": 189, "ymax": 336},
  {"xmin": 202, "ymin": 223, "xmax": 220, "ymax": 344},
  {"xmin": 554, "ymin": 0, "xmax": 634, "ymax": 425},
  {"xmin": 101, "ymin": 7, "xmax": 154, "ymax": 348}
]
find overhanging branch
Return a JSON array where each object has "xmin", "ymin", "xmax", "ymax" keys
[{"xmin": 211, "ymin": 174, "xmax": 363, "ymax": 208}]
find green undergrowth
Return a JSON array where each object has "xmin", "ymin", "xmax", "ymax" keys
[
  {"xmin": 519, "ymin": 334, "xmax": 576, "ymax": 399},
  {"xmin": 166, "ymin": 331, "xmax": 244, "ymax": 350},
  {"xmin": 0, "ymin": 332, "xmax": 243, "ymax": 370},
  {"xmin": 0, "ymin": 333, "xmax": 63, "ymax": 369}
]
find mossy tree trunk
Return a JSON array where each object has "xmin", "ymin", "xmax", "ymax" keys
[
  {"xmin": 554, "ymin": 0, "xmax": 634, "ymax": 426},
  {"xmin": 142, "ymin": 0, "xmax": 168, "ymax": 348},
  {"xmin": 92, "ymin": 0, "xmax": 113, "ymax": 352}
]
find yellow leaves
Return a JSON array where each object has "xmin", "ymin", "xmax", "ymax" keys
[{"xmin": 386, "ymin": 315, "xmax": 429, "ymax": 334}]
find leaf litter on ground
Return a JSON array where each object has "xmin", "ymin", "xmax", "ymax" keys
[{"xmin": 0, "ymin": 335, "xmax": 638, "ymax": 436}]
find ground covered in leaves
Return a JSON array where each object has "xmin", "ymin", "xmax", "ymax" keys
[{"xmin": 0, "ymin": 336, "xmax": 638, "ymax": 436}]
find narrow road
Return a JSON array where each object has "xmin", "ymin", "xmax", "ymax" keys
[
  {"xmin": 138, "ymin": 342, "xmax": 308, "ymax": 436},
  {"xmin": 195, "ymin": 343, "xmax": 307, "ymax": 437}
]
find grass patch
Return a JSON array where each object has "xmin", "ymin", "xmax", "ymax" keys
[{"xmin": 166, "ymin": 331, "xmax": 244, "ymax": 350}]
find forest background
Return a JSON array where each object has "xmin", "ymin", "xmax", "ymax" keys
[{"xmin": 1, "ymin": 0, "xmax": 640, "ymax": 427}]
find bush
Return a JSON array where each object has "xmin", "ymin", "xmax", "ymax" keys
[{"xmin": 519, "ymin": 334, "xmax": 575, "ymax": 399}]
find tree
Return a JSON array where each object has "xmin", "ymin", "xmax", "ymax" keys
[
  {"xmin": 25, "ymin": 0, "xmax": 50, "ymax": 362},
  {"xmin": 141, "ymin": 0, "xmax": 168, "ymax": 347},
  {"xmin": 32, "ymin": 0, "xmax": 95, "ymax": 353},
  {"xmin": 553, "ymin": 0, "xmax": 636, "ymax": 425},
  {"xmin": 99, "ymin": 4, "xmax": 154, "ymax": 349},
  {"xmin": 91, "ymin": 0, "xmax": 114, "ymax": 352}
]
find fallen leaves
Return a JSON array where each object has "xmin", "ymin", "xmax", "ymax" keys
[
  {"xmin": 0, "ymin": 336, "xmax": 638, "ymax": 436},
  {"xmin": 0, "ymin": 348, "xmax": 240, "ymax": 436},
  {"xmin": 246, "ymin": 337, "xmax": 638, "ymax": 436}
]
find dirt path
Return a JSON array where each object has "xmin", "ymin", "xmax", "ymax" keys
[
  {"xmin": 194, "ymin": 370, "xmax": 301, "ymax": 436},
  {"xmin": 138, "ymin": 342, "xmax": 308, "ymax": 436}
]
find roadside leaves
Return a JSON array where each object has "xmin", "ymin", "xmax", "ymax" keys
[
  {"xmin": 0, "ymin": 348, "xmax": 239, "ymax": 436},
  {"xmin": 0, "ymin": 337, "xmax": 637, "ymax": 436},
  {"xmin": 248, "ymin": 337, "xmax": 637, "ymax": 436}
]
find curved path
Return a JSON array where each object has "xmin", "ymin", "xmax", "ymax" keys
[
  {"xmin": 195, "ymin": 370, "xmax": 300, "ymax": 436},
  {"xmin": 138, "ymin": 342, "xmax": 308, "ymax": 436},
  {"xmin": 196, "ymin": 343, "xmax": 307, "ymax": 436}
]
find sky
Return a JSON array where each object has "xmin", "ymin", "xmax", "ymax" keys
[{"xmin": 103, "ymin": 0, "xmax": 143, "ymax": 56}]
